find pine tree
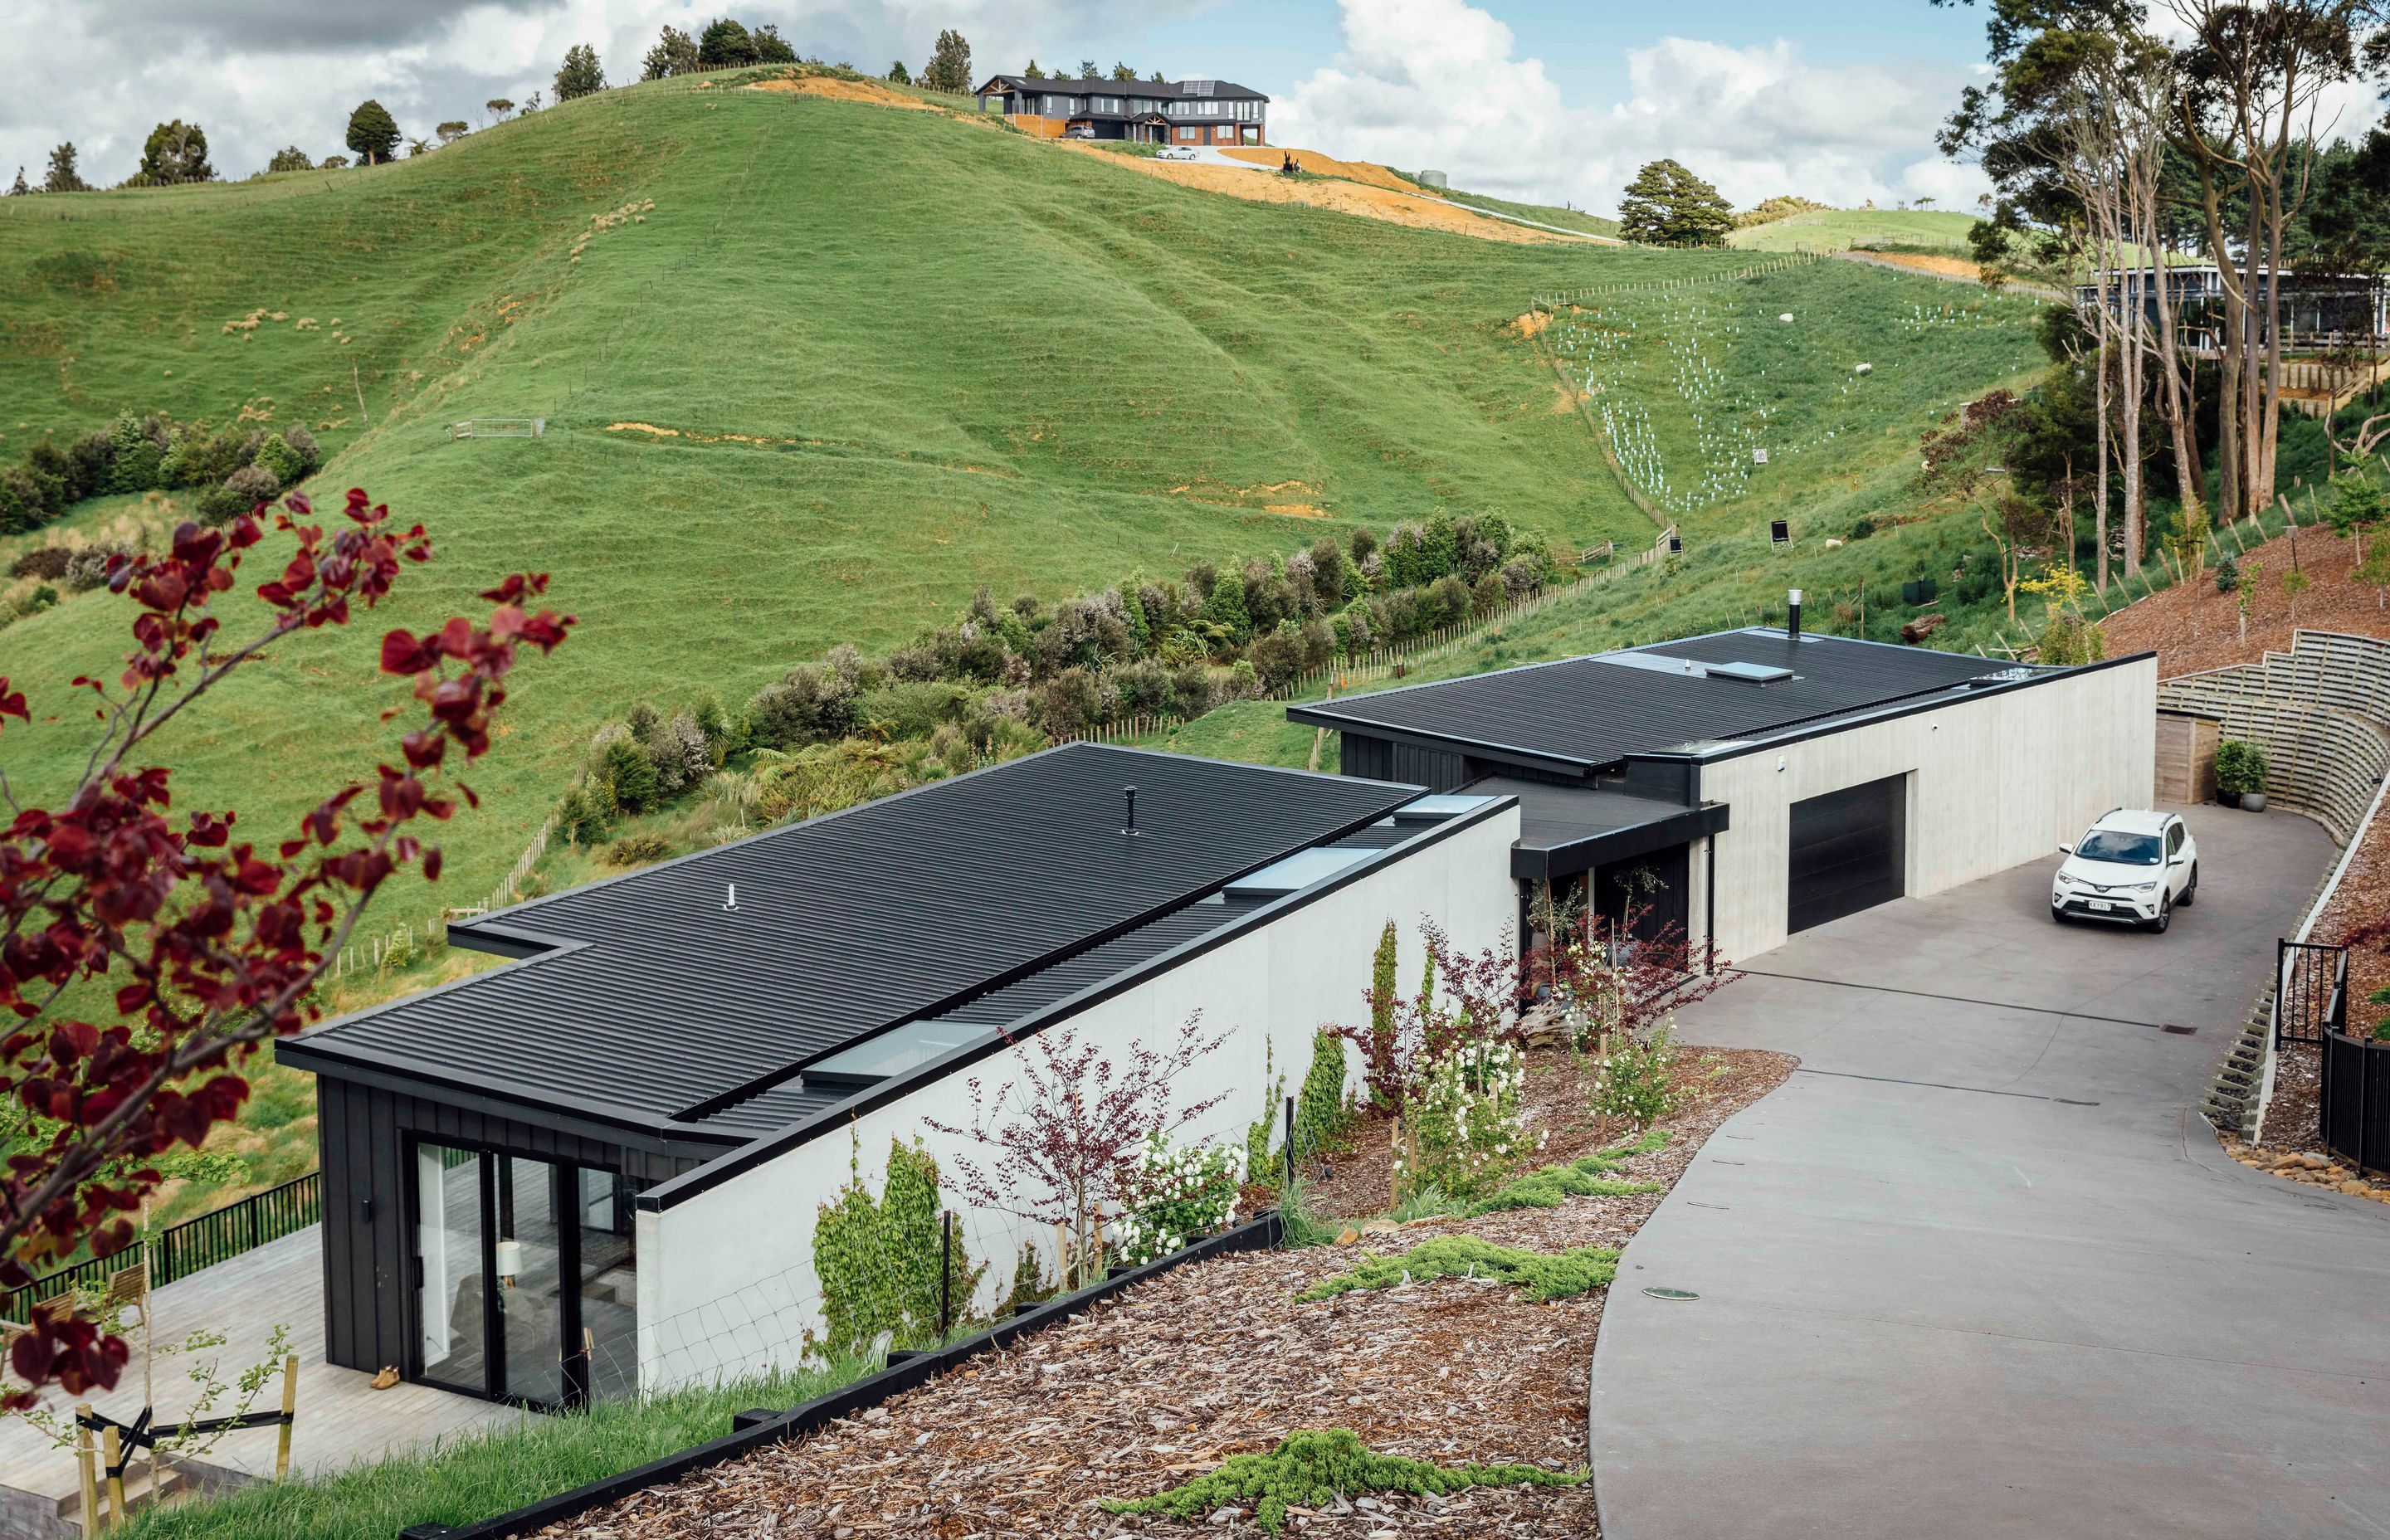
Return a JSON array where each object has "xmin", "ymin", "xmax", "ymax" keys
[
  {"xmin": 1617, "ymin": 159, "xmax": 1734, "ymax": 247},
  {"xmin": 554, "ymin": 42, "xmax": 606, "ymax": 101},
  {"xmin": 697, "ymin": 17, "xmax": 758, "ymax": 68},
  {"xmin": 888, "ymin": 61, "xmax": 913, "ymax": 85},
  {"xmin": 753, "ymin": 24, "xmax": 797, "ymax": 63},
  {"xmin": 43, "ymin": 143, "xmax": 89, "ymax": 193},
  {"xmin": 344, "ymin": 100, "xmax": 400, "ymax": 167},
  {"xmin": 1200, "ymin": 569, "xmax": 1253, "ymax": 642},
  {"xmin": 6, "ymin": 168, "xmax": 27, "ymax": 197},
  {"xmin": 923, "ymin": 29, "xmax": 973, "ymax": 93}
]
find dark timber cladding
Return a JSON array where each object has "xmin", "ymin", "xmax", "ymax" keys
[
  {"xmin": 277, "ymin": 745, "xmax": 1417, "ymax": 1137},
  {"xmin": 1289, "ymin": 631, "xmax": 2030, "ymax": 779}
]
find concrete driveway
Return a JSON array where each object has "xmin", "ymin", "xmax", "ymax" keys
[{"xmin": 1591, "ymin": 805, "xmax": 2390, "ymax": 1538}]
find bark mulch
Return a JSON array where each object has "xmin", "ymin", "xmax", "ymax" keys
[
  {"xmin": 2101, "ymin": 524, "xmax": 2387, "ymax": 678},
  {"xmin": 549, "ymin": 1045, "xmax": 1793, "ymax": 1539}
]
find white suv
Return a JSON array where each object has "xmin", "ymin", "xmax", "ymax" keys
[{"xmin": 2051, "ymin": 809, "xmax": 2198, "ymax": 933}]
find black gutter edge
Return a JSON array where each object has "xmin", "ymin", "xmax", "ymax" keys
[
  {"xmin": 1510, "ymin": 802, "xmax": 1730, "ymax": 883},
  {"xmin": 640, "ymin": 792, "xmax": 1518, "ymax": 1211},
  {"xmin": 395, "ymin": 1211, "xmax": 1285, "ymax": 1540},
  {"xmin": 1695, "ymin": 649, "xmax": 2156, "ymax": 764}
]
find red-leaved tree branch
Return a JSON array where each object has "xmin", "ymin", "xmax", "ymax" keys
[{"xmin": 0, "ymin": 489, "xmax": 571, "ymax": 1406}]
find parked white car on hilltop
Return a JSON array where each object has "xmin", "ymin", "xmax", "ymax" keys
[{"xmin": 2051, "ymin": 809, "xmax": 2198, "ymax": 933}]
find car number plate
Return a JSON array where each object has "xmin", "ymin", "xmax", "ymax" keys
[{"xmin": 2086, "ymin": 899, "xmax": 2112, "ymax": 912}]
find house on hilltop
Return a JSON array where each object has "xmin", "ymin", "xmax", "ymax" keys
[{"xmin": 973, "ymin": 75, "xmax": 1268, "ymax": 147}]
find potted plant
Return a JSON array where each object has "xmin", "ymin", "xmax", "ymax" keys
[{"xmin": 2214, "ymin": 738, "xmax": 2269, "ymax": 811}]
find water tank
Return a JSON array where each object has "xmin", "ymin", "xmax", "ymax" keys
[{"xmin": 1417, "ymin": 169, "xmax": 1448, "ymax": 188}]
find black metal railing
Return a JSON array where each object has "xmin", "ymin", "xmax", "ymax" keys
[
  {"xmin": 3, "ymin": 1171, "xmax": 320, "ymax": 1323},
  {"xmin": 2275, "ymin": 939, "xmax": 2348, "ymax": 1047},
  {"xmin": 2321, "ymin": 1027, "xmax": 2390, "ymax": 1176}
]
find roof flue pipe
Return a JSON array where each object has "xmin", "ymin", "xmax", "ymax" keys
[
  {"xmin": 1787, "ymin": 588, "xmax": 1803, "ymax": 641},
  {"xmin": 1124, "ymin": 785, "xmax": 1139, "ymax": 836}
]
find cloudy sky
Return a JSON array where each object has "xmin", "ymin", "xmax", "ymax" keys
[{"xmin": 2, "ymin": 1, "xmax": 2378, "ymax": 215}]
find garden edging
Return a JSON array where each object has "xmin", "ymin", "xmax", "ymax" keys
[{"xmin": 393, "ymin": 1211, "xmax": 1285, "ymax": 1540}]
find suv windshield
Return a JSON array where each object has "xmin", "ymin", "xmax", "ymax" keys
[{"xmin": 2077, "ymin": 829, "xmax": 2162, "ymax": 865}]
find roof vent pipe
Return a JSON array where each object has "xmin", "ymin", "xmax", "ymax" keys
[
  {"xmin": 1787, "ymin": 588, "xmax": 1803, "ymax": 641},
  {"xmin": 1123, "ymin": 785, "xmax": 1139, "ymax": 836},
  {"xmin": 723, "ymin": 882, "xmax": 739, "ymax": 912}
]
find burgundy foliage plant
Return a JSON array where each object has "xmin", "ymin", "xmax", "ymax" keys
[{"xmin": 0, "ymin": 489, "xmax": 571, "ymax": 1406}]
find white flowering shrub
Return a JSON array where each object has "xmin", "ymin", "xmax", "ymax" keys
[
  {"xmin": 1397, "ymin": 1040, "xmax": 1542, "ymax": 1203},
  {"xmin": 1113, "ymin": 1132, "xmax": 1246, "ymax": 1267},
  {"xmin": 1590, "ymin": 1022, "xmax": 1681, "ymax": 1131}
]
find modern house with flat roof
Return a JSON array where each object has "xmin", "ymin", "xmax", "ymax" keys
[
  {"xmin": 973, "ymin": 75, "xmax": 1268, "ymax": 146},
  {"xmin": 1290, "ymin": 618, "xmax": 2156, "ymax": 962},
  {"xmin": 278, "ymin": 744, "xmax": 1514, "ymax": 1406}
]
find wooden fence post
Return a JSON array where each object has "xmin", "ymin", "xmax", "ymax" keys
[
  {"xmin": 76, "ymin": 1405, "xmax": 99, "ymax": 1535},
  {"xmin": 102, "ymin": 1424, "xmax": 124, "ymax": 1527},
  {"xmin": 275, "ymin": 1352, "xmax": 298, "ymax": 1479}
]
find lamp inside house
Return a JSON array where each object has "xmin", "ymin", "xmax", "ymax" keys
[{"xmin": 495, "ymin": 1238, "xmax": 523, "ymax": 1289}]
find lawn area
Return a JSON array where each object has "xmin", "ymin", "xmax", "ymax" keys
[
  {"xmin": 1727, "ymin": 207, "xmax": 1981, "ymax": 252},
  {"xmin": 114, "ymin": 1366, "xmax": 855, "ymax": 1540}
]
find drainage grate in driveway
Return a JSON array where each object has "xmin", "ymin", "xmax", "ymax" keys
[{"xmin": 1642, "ymin": 1287, "xmax": 1700, "ymax": 1302}]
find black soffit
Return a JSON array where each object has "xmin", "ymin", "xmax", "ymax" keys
[
  {"xmin": 278, "ymin": 744, "xmax": 1420, "ymax": 1136},
  {"xmin": 1288, "ymin": 629, "xmax": 2043, "ymax": 772}
]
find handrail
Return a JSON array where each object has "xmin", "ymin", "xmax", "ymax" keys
[{"xmin": 3, "ymin": 1170, "xmax": 321, "ymax": 1323}]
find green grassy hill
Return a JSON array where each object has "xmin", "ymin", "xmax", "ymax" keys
[
  {"xmin": 1729, "ymin": 207, "xmax": 1980, "ymax": 252},
  {"xmin": 0, "ymin": 70, "xmax": 2046, "ymax": 911},
  {"xmin": 0, "ymin": 73, "xmax": 1662, "ymax": 894}
]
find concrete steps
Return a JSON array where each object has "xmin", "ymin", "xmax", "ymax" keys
[{"xmin": 2202, "ymin": 988, "xmax": 2274, "ymax": 1138}]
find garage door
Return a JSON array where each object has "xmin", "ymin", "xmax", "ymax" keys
[{"xmin": 1787, "ymin": 774, "xmax": 1907, "ymax": 933}]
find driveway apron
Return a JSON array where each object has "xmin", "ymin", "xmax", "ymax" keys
[{"xmin": 1591, "ymin": 806, "xmax": 2390, "ymax": 1538}]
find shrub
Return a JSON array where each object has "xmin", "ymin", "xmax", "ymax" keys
[
  {"xmin": 597, "ymin": 726, "xmax": 660, "ymax": 813},
  {"xmin": 1114, "ymin": 1133, "xmax": 1244, "ymax": 1266},
  {"xmin": 253, "ymin": 433, "xmax": 306, "ymax": 487},
  {"xmin": 1101, "ymin": 1428, "xmax": 1587, "ymax": 1537},
  {"xmin": 604, "ymin": 833, "xmax": 671, "ymax": 865},
  {"xmin": 1398, "ymin": 1040, "xmax": 1539, "ymax": 1202},
  {"xmin": 2036, "ymin": 612, "xmax": 2105, "ymax": 666},
  {"xmin": 106, "ymin": 414, "xmax": 167, "ymax": 493},
  {"xmin": 61, "ymin": 548, "xmax": 120, "ymax": 592},
  {"xmin": 23, "ymin": 584, "xmax": 60, "ymax": 614},
  {"xmin": 1, "ymin": 466, "xmax": 54, "ymax": 534},
  {"xmin": 745, "ymin": 663, "xmax": 859, "ymax": 749},
  {"xmin": 2214, "ymin": 738, "xmax": 2268, "ymax": 796},
  {"xmin": 2214, "ymin": 555, "xmax": 2241, "ymax": 593},
  {"xmin": 1591, "ymin": 1025, "xmax": 1680, "ymax": 1132},
  {"xmin": 197, "ymin": 463, "xmax": 280, "ymax": 527},
  {"xmin": 10, "ymin": 547, "xmax": 72, "ymax": 581},
  {"xmin": 1295, "ymin": 1235, "xmax": 1620, "ymax": 1304},
  {"xmin": 554, "ymin": 782, "xmax": 607, "ymax": 845},
  {"xmin": 281, "ymin": 422, "xmax": 321, "ymax": 472}
]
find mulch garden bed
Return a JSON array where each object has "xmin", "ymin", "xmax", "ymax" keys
[
  {"xmin": 549, "ymin": 1044, "xmax": 1793, "ymax": 1539},
  {"xmin": 2101, "ymin": 524, "xmax": 2385, "ymax": 678}
]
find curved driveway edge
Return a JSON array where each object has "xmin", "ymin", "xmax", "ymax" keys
[{"xmin": 1591, "ymin": 806, "xmax": 2390, "ymax": 1539}]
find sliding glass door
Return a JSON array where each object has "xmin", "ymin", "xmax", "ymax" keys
[{"xmin": 412, "ymin": 1142, "xmax": 639, "ymax": 1408}]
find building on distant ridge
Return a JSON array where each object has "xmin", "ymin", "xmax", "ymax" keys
[{"xmin": 972, "ymin": 75, "xmax": 1268, "ymax": 147}]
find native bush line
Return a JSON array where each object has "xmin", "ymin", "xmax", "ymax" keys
[{"xmin": 0, "ymin": 412, "xmax": 322, "ymax": 535}]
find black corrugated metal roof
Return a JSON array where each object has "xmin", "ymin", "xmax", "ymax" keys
[
  {"xmin": 1290, "ymin": 630, "xmax": 2038, "ymax": 774},
  {"xmin": 279, "ymin": 744, "xmax": 1413, "ymax": 1138}
]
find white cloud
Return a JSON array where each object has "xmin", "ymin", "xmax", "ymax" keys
[
  {"xmin": 0, "ymin": 0, "xmax": 1204, "ymax": 186},
  {"xmin": 1274, "ymin": 0, "xmax": 1994, "ymax": 217}
]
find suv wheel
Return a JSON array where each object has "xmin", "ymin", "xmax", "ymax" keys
[
  {"xmin": 2146, "ymin": 893, "xmax": 2171, "ymax": 934},
  {"xmin": 2178, "ymin": 862, "xmax": 2197, "ymax": 907}
]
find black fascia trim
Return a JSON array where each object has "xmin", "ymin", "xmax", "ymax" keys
[
  {"xmin": 641, "ymin": 792, "xmax": 1519, "ymax": 1211},
  {"xmin": 666, "ymin": 748, "xmax": 1427, "ymax": 1125},
  {"xmin": 1510, "ymin": 801, "xmax": 1730, "ymax": 882},
  {"xmin": 1282, "ymin": 714, "xmax": 1597, "ymax": 780},
  {"xmin": 280, "ymin": 1054, "xmax": 748, "ymax": 1158},
  {"xmin": 1694, "ymin": 650, "xmax": 2156, "ymax": 765}
]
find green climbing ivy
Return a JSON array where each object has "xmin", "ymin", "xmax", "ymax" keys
[
  {"xmin": 1294, "ymin": 1027, "xmax": 1350, "ymax": 1156},
  {"xmin": 1462, "ymin": 1129, "xmax": 1670, "ymax": 1216},
  {"xmin": 1294, "ymin": 1235, "xmax": 1621, "ymax": 1304},
  {"xmin": 1243, "ymin": 1036, "xmax": 1289, "ymax": 1188},
  {"xmin": 1101, "ymin": 1428, "xmax": 1585, "ymax": 1535},
  {"xmin": 1368, "ymin": 919, "xmax": 1398, "ymax": 1107},
  {"xmin": 813, "ymin": 1136, "xmax": 988, "ymax": 1357}
]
